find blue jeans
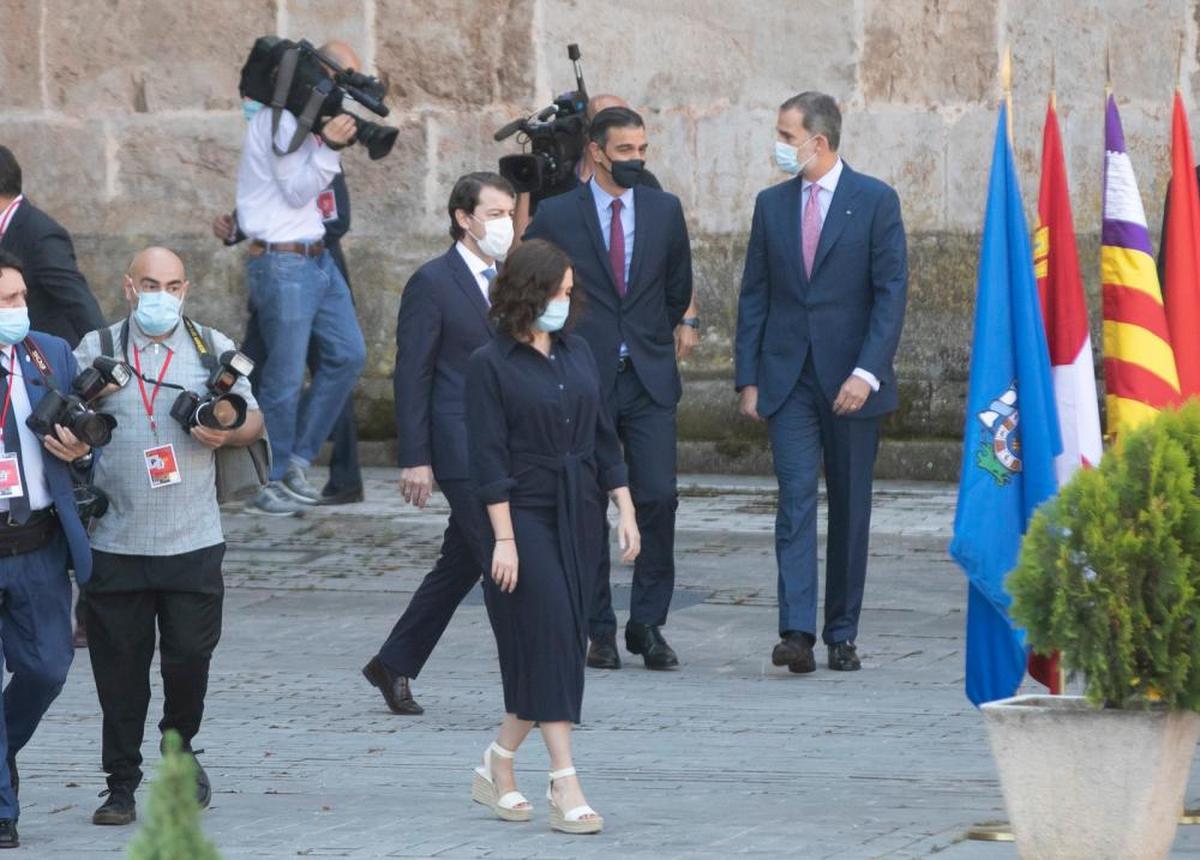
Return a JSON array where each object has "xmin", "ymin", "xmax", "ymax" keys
[
  {"xmin": 0, "ymin": 532, "xmax": 73, "ymax": 819},
  {"xmin": 246, "ymin": 250, "xmax": 366, "ymax": 481}
]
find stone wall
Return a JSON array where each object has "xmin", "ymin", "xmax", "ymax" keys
[{"xmin": 3, "ymin": 0, "xmax": 1198, "ymax": 478}]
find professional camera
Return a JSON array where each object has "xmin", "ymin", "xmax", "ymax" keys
[
  {"xmin": 494, "ymin": 44, "xmax": 589, "ymax": 194},
  {"xmin": 239, "ymin": 36, "xmax": 399, "ymax": 160},
  {"xmin": 170, "ymin": 350, "xmax": 254, "ymax": 431},
  {"xmin": 26, "ymin": 356, "xmax": 131, "ymax": 448}
]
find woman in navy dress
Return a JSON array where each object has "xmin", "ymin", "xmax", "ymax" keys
[{"xmin": 465, "ymin": 239, "xmax": 639, "ymax": 835}]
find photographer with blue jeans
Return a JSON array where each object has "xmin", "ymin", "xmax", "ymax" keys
[{"xmin": 233, "ymin": 54, "xmax": 366, "ymax": 516}]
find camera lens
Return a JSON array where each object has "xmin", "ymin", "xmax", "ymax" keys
[
  {"xmin": 197, "ymin": 394, "xmax": 248, "ymax": 431},
  {"xmin": 71, "ymin": 411, "xmax": 116, "ymax": 448}
]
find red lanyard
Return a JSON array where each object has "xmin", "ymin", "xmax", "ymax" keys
[
  {"xmin": 0, "ymin": 347, "xmax": 14, "ymax": 446},
  {"xmin": 132, "ymin": 344, "xmax": 174, "ymax": 434}
]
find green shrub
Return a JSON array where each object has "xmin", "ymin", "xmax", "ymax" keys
[
  {"xmin": 126, "ymin": 731, "xmax": 221, "ymax": 860},
  {"xmin": 1009, "ymin": 402, "xmax": 1200, "ymax": 709}
]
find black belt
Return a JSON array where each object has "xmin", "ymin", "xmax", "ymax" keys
[
  {"xmin": 617, "ymin": 355, "xmax": 633, "ymax": 373},
  {"xmin": 0, "ymin": 509, "xmax": 58, "ymax": 557}
]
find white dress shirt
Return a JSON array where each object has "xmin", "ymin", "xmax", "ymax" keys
[
  {"xmin": 235, "ymin": 109, "xmax": 342, "ymax": 243},
  {"xmin": 0, "ymin": 347, "xmax": 52, "ymax": 512},
  {"xmin": 455, "ymin": 241, "xmax": 494, "ymax": 304},
  {"xmin": 800, "ymin": 158, "xmax": 880, "ymax": 393}
]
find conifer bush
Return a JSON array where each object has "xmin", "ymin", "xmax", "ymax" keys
[
  {"xmin": 1009, "ymin": 402, "xmax": 1200, "ymax": 710},
  {"xmin": 126, "ymin": 731, "xmax": 221, "ymax": 860}
]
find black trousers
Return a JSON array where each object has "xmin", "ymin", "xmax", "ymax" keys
[
  {"xmin": 84, "ymin": 544, "xmax": 225, "ymax": 791},
  {"xmin": 377, "ymin": 480, "xmax": 488, "ymax": 678},
  {"xmin": 591, "ymin": 368, "xmax": 678, "ymax": 638}
]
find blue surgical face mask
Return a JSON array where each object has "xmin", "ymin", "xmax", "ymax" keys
[
  {"xmin": 0, "ymin": 307, "xmax": 30, "ymax": 346},
  {"xmin": 774, "ymin": 138, "xmax": 817, "ymax": 176},
  {"xmin": 535, "ymin": 298, "xmax": 570, "ymax": 333},
  {"xmin": 134, "ymin": 291, "xmax": 182, "ymax": 336},
  {"xmin": 242, "ymin": 99, "xmax": 264, "ymax": 122}
]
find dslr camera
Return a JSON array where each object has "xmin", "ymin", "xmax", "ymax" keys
[
  {"xmin": 494, "ymin": 44, "xmax": 589, "ymax": 194},
  {"xmin": 239, "ymin": 36, "xmax": 399, "ymax": 160},
  {"xmin": 170, "ymin": 351, "xmax": 254, "ymax": 432},
  {"xmin": 26, "ymin": 356, "xmax": 131, "ymax": 448}
]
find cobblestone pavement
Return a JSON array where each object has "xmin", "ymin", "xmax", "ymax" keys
[{"xmin": 14, "ymin": 469, "xmax": 1200, "ymax": 857}]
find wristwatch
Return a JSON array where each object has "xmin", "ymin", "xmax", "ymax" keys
[{"xmin": 681, "ymin": 317, "xmax": 700, "ymax": 330}]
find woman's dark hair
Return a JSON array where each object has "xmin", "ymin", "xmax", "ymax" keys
[
  {"xmin": 0, "ymin": 148, "xmax": 21, "ymax": 199},
  {"xmin": 489, "ymin": 239, "xmax": 583, "ymax": 340}
]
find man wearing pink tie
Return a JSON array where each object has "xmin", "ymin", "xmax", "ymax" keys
[{"xmin": 735, "ymin": 92, "xmax": 908, "ymax": 675}]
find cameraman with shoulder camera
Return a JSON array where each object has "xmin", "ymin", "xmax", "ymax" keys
[
  {"xmin": 0, "ymin": 250, "xmax": 94, "ymax": 849},
  {"xmin": 74, "ymin": 247, "xmax": 263, "ymax": 827},
  {"xmin": 234, "ymin": 40, "xmax": 367, "ymax": 516}
]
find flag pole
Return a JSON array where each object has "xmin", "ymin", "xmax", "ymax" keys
[{"xmin": 965, "ymin": 40, "xmax": 1020, "ymax": 847}]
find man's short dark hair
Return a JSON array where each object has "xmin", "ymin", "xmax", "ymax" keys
[
  {"xmin": 779, "ymin": 92, "xmax": 842, "ymax": 152},
  {"xmin": 0, "ymin": 147, "xmax": 21, "ymax": 199},
  {"xmin": 447, "ymin": 172, "xmax": 515, "ymax": 241},
  {"xmin": 0, "ymin": 250, "xmax": 24, "ymax": 277},
  {"xmin": 588, "ymin": 107, "xmax": 645, "ymax": 149}
]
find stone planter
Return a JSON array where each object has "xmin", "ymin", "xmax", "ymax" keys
[{"xmin": 980, "ymin": 695, "xmax": 1200, "ymax": 860}]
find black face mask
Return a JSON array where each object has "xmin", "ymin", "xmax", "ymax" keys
[{"xmin": 608, "ymin": 157, "xmax": 645, "ymax": 189}]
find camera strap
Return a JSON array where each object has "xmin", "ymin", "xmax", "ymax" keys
[
  {"xmin": 270, "ymin": 47, "xmax": 328, "ymax": 157},
  {"xmin": 109, "ymin": 318, "xmax": 213, "ymax": 387},
  {"xmin": 21, "ymin": 336, "xmax": 56, "ymax": 389}
]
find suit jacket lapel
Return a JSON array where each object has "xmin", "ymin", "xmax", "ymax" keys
[
  {"xmin": 577, "ymin": 184, "xmax": 620, "ymax": 298},
  {"xmin": 810, "ymin": 166, "xmax": 862, "ymax": 279},
  {"xmin": 625, "ymin": 186, "xmax": 649, "ymax": 300},
  {"xmin": 445, "ymin": 248, "xmax": 490, "ymax": 328},
  {"xmin": 781, "ymin": 178, "xmax": 806, "ymax": 287},
  {"xmin": 14, "ymin": 341, "xmax": 45, "ymax": 413}
]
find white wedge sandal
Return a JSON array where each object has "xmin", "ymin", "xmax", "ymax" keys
[
  {"xmin": 547, "ymin": 766, "xmax": 603, "ymax": 834},
  {"xmin": 471, "ymin": 742, "xmax": 532, "ymax": 822}
]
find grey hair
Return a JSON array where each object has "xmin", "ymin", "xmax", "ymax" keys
[{"xmin": 779, "ymin": 92, "xmax": 841, "ymax": 151}]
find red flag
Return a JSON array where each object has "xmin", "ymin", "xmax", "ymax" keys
[
  {"xmin": 1164, "ymin": 90, "xmax": 1200, "ymax": 398},
  {"xmin": 1029, "ymin": 96, "xmax": 1102, "ymax": 694}
]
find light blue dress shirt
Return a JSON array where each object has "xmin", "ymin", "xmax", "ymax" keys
[{"xmin": 589, "ymin": 179, "xmax": 635, "ymax": 285}]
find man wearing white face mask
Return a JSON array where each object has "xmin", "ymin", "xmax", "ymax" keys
[{"xmin": 362, "ymin": 173, "xmax": 516, "ymax": 716}]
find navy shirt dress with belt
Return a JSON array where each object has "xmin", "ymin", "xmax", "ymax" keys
[{"xmin": 466, "ymin": 332, "xmax": 628, "ymax": 724}]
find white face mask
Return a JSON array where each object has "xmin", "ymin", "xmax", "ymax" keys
[{"xmin": 470, "ymin": 215, "xmax": 515, "ymax": 260}]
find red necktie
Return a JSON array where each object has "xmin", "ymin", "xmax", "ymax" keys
[{"xmin": 609, "ymin": 198, "xmax": 627, "ymax": 297}]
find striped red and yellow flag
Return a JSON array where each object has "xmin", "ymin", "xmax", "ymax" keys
[{"xmin": 1101, "ymin": 94, "xmax": 1180, "ymax": 437}]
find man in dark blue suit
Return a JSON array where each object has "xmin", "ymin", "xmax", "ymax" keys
[
  {"xmin": 362, "ymin": 173, "xmax": 515, "ymax": 714},
  {"xmin": 525, "ymin": 108, "xmax": 693, "ymax": 671},
  {"xmin": 0, "ymin": 251, "xmax": 94, "ymax": 848},
  {"xmin": 735, "ymin": 92, "xmax": 908, "ymax": 675}
]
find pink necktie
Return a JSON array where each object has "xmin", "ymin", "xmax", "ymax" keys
[
  {"xmin": 802, "ymin": 183, "xmax": 822, "ymax": 277},
  {"xmin": 609, "ymin": 198, "xmax": 627, "ymax": 297}
]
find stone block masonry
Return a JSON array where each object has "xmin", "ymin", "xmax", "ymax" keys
[{"xmin": 2, "ymin": 0, "xmax": 1196, "ymax": 478}]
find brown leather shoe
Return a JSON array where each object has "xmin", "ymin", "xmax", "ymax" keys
[
  {"xmin": 362, "ymin": 656, "xmax": 424, "ymax": 715},
  {"xmin": 772, "ymin": 632, "xmax": 816, "ymax": 674}
]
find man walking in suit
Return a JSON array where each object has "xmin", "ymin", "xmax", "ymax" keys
[
  {"xmin": 0, "ymin": 251, "xmax": 95, "ymax": 848},
  {"xmin": 362, "ymin": 172, "xmax": 515, "ymax": 714},
  {"xmin": 736, "ymin": 92, "xmax": 908, "ymax": 674},
  {"xmin": 525, "ymin": 108, "xmax": 693, "ymax": 671},
  {"xmin": 0, "ymin": 147, "xmax": 105, "ymax": 347}
]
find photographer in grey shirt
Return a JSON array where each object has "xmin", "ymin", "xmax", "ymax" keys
[{"xmin": 73, "ymin": 247, "xmax": 263, "ymax": 827}]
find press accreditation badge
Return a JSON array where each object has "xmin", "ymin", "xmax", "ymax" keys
[
  {"xmin": 0, "ymin": 453, "xmax": 24, "ymax": 499},
  {"xmin": 144, "ymin": 444, "xmax": 182, "ymax": 488},
  {"xmin": 318, "ymin": 188, "xmax": 338, "ymax": 222}
]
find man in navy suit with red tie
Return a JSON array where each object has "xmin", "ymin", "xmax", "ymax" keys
[
  {"xmin": 525, "ymin": 108, "xmax": 693, "ymax": 671},
  {"xmin": 735, "ymin": 92, "xmax": 908, "ymax": 675}
]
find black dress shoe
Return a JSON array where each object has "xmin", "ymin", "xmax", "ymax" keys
[
  {"xmin": 772, "ymin": 632, "xmax": 816, "ymax": 674},
  {"xmin": 625, "ymin": 623, "xmax": 679, "ymax": 670},
  {"xmin": 0, "ymin": 819, "xmax": 17, "ymax": 848},
  {"xmin": 192, "ymin": 753, "xmax": 211, "ymax": 809},
  {"xmin": 93, "ymin": 787, "xmax": 136, "ymax": 826},
  {"xmin": 586, "ymin": 634, "xmax": 622, "ymax": 669},
  {"xmin": 828, "ymin": 640, "xmax": 862, "ymax": 671},
  {"xmin": 319, "ymin": 484, "xmax": 365, "ymax": 506},
  {"xmin": 362, "ymin": 656, "xmax": 424, "ymax": 715}
]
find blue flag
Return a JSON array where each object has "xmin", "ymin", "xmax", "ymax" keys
[{"xmin": 950, "ymin": 104, "xmax": 1061, "ymax": 707}]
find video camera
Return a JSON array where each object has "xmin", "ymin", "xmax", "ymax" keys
[
  {"xmin": 170, "ymin": 350, "xmax": 254, "ymax": 432},
  {"xmin": 26, "ymin": 356, "xmax": 131, "ymax": 448},
  {"xmin": 494, "ymin": 44, "xmax": 589, "ymax": 194},
  {"xmin": 239, "ymin": 36, "xmax": 399, "ymax": 160}
]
